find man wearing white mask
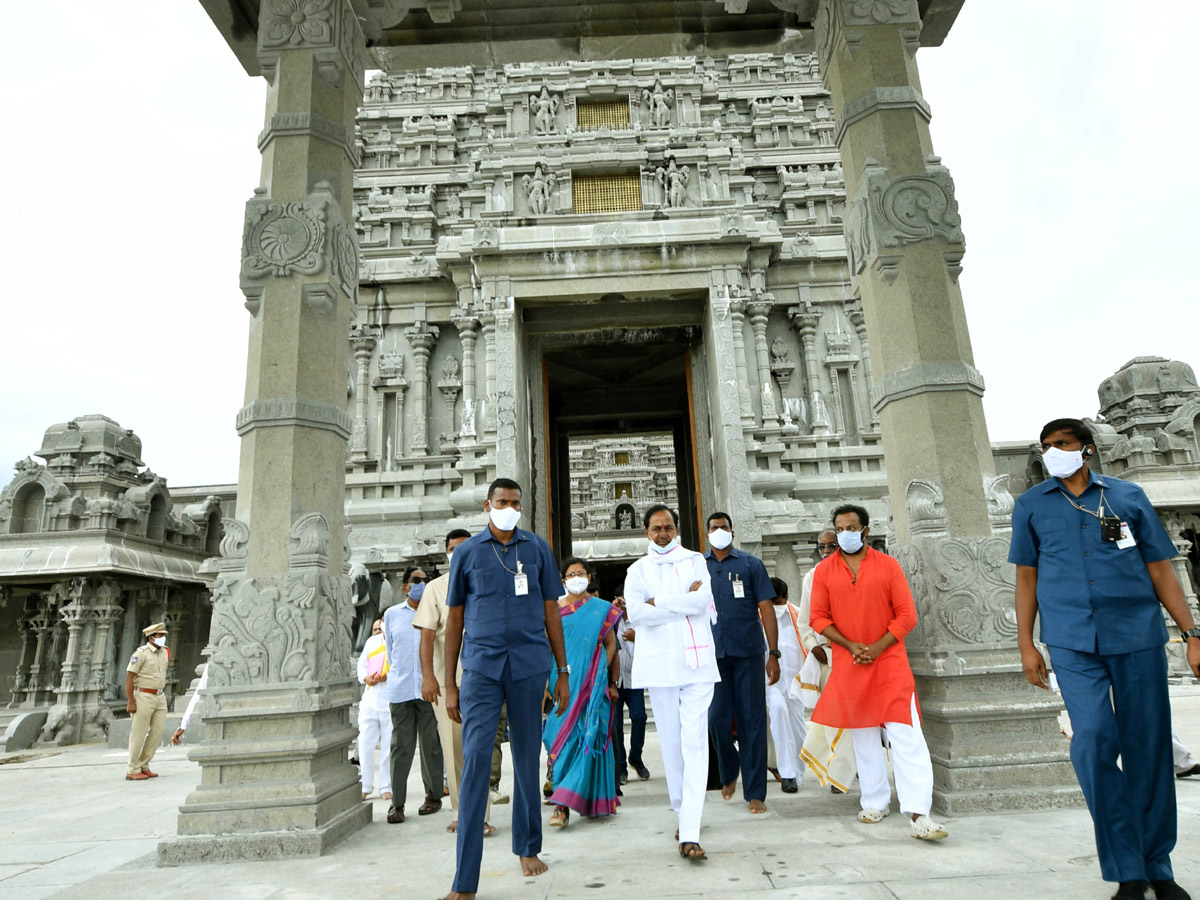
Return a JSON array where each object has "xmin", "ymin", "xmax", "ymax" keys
[
  {"xmin": 809, "ymin": 503, "xmax": 947, "ymax": 842},
  {"xmin": 440, "ymin": 478, "xmax": 570, "ymax": 900},
  {"xmin": 624, "ymin": 505, "xmax": 717, "ymax": 862},
  {"xmin": 124, "ymin": 622, "xmax": 170, "ymax": 781},
  {"xmin": 1012, "ymin": 418, "xmax": 1198, "ymax": 900},
  {"xmin": 704, "ymin": 512, "xmax": 780, "ymax": 814}
]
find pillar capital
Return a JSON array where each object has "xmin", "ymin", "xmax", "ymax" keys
[
  {"xmin": 814, "ymin": 0, "xmax": 922, "ymax": 79},
  {"xmin": 255, "ymin": 0, "xmax": 365, "ymax": 88}
]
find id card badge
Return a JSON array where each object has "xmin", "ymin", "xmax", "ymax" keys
[
  {"xmin": 732, "ymin": 578, "xmax": 745, "ymax": 599},
  {"xmin": 1116, "ymin": 521, "xmax": 1137, "ymax": 550},
  {"xmin": 514, "ymin": 573, "xmax": 529, "ymax": 595}
]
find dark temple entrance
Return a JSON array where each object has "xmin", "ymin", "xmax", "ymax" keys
[{"xmin": 543, "ymin": 329, "xmax": 703, "ymax": 598}]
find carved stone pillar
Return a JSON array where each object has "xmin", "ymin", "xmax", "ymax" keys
[
  {"xmin": 728, "ymin": 294, "xmax": 756, "ymax": 428},
  {"xmin": 162, "ymin": 592, "xmax": 189, "ymax": 701},
  {"xmin": 437, "ymin": 356, "xmax": 463, "ymax": 450},
  {"xmin": 747, "ymin": 296, "xmax": 778, "ymax": 425},
  {"xmin": 817, "ymin": 0, "xmax": 1076, "ymax": 813},
  {"xmin": 405, "ymin": 323, "xmax": 439, "ymax": 457},
  {"xmin": 480, "ymin": 309, "xmax": 498, "ymax": 435},
  {"xmin": 25, "ymin": 594, "xmax": 59, "ymax": 707},
  {"xmin": 453, "ymin": 312, "xmax": 479, "ymax": 443},
  {"xmin": 492, "ymin": 302, "xmax": 523, "ymax": 480},
  {"xmin": 162, "ymin": 0, "xmax": 369, "ymax": 863},
  {"xmin": 844, "ymin": 296, "xmax": 878, "ymax": 426},
  {"xmin": 349, "ymin": 326, "xmax": 377, "ymax": 461},
  {"xmin": 8, "ymin": 594, "xmax": 39, "ymax": 708},
  {"xmin": 788, "ymin": 302, "xmax": 823, "ymax": 421}
]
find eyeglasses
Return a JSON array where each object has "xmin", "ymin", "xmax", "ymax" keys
[
  {"xmin": 408, "ymin": 576, "xmax": 427, "ymax": 584},
  {"xmin": 817, "ymin": 543, "xmax": 838, "ymax": 551}
]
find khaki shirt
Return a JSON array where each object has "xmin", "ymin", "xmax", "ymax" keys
[
  {"xmin": 126, "ymin": 643, "xmax": 169, "ymax": 691},
  {"xmin": 411, "ymin": 573, "xmax": 462, "ymax": 684}
]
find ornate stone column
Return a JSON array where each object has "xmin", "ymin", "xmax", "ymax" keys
[
  {"xmin": 8, "ymin": 593, "xmax": 38, "ymax": 708},
  {"xmin": 349, "ymin": 326, "xmax": 377, "ymax": 462},
  {"xmin": 480, "ymin": 308, "xmax": 498, "ymax": 436},
  {"xmin": 162, "ymin": 0, "xmax": 369, "ymax": 863},
  {"xmin": 728, "ymin": 292, "xmax": 756, "ymax": 428},
  {"xmin": 405, "ymin": 322, "xmax": 439, "ymax": 457},
  {"xmin": 844, "ymin": 296, "xmax": 879, "ymax": 426},
  {"xmin": 452, "ymin": 311, "xmax": 479, "ymax": 443},
  {"xmin": 816, "ymin": 0, "xmax": 1076, "ymax": 812},
  {"xmin": 747, "ymin": 295, "xmax": 779, "ymax": 425},
  {"xmin": 788, "ymin": 301, "xmax": 823, "ymax": 423}
]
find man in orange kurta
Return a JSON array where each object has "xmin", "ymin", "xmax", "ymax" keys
[{"xmin": 809, "ymin": 503, "xmax": 947, "ymax": 841}]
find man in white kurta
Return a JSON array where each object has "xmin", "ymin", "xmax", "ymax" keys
[
  {"xmin": 624, "ymin": 505, "xmax": 718, "ymax": 859},
  {"xmin": 797, "ymin": 530, "xmax": 857, "ymax": 792},
  {"xmin": 357, "ymin": 619, "xmax": 393, "ymax": 799},
  {"xmin": 766, "ymin": 577, "xmax": 807, "ymax": 792}
]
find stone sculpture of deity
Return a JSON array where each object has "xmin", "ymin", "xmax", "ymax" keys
[
  {"xmin": 643, "ymin": 79, "xmax": 674, "ymax": 128},
  {"xmin": 656, "ymin": 158, "xmax": 689, "ymax": 208},
  {"xmin": 530, "ymin": 86, "xmax": 560, "ymax": 134},
  {"xmin": 522, "ymin": 163, "xmax": 556, "ymax": 215}
]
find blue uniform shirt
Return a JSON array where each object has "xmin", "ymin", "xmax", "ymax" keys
[
  {"xmin": 704, "ymin": 546, "xmax": 775, "ymax": 657},
  {"xmin": 445, "ymin": 525, "xmax": 563, "ymax": 681},
  {"xmin": 1009, "ymin": 470, "xmax": 1177, "ymax": 655},
  {"xmin": 381, "ymin": 601, "xmax": 423, "ymax": 704}
]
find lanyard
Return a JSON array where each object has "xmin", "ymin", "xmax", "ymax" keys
[
  {"xmin": 1057, "ymin": 486, "xmax": 1111, "ymax": 521},
  {"xmin": 490, "ymin": 538, "xmax": 523, "ymax": 575}
]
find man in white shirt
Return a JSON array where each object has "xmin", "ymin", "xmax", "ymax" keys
[
  {"xmin": 357, "ymin": 618, "xmax": 392, "ymax": 800},
  {"xmin": 624, "ymin": 505, "xmax": 717, "ymax": 862},
  {"xmin": 765, "ymin": 577, "xmax": 806, "ymax": 793},
  {"xmin": 383, "ymin": 579, "xmax": 445, "ymax": 823}
]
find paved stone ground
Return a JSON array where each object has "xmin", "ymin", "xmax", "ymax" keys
[{"xmin": 4, "ymin": 683, "xmax": 1200, "ymax": 900}]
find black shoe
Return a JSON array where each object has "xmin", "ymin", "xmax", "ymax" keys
[
  {"xmin": 1113, "ymin": 882, "xmax": 1149, "ymax": 900},
  {"xmin": 1175, "ymin": 764, "xmax": 1200, "ymax": 779},
  {"xmin": 618, "ymin": 770, "xmax": 628, "ymax": 785},
  {"xmin": 386, "ymin": 805, "xmax": 405, "ymax": 824},
  {"xmin": 1152, "ymin": 880, "xmax": 1191, "ymax": 900},
  {"xmin": 632, "ymin": 760, "xmax": 650, "ymax": 781},
  {"xmin": 780, "ymin": 778, "xmax": 798, "ymax": 794},
  {"xmin": 616, "ymin": 784, "xmax": 623, "ymax": 797}
]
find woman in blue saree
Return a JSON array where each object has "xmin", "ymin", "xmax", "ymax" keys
[{"xmin": 543, "ymin": 557, "xmax": 622, "ymax": 826}]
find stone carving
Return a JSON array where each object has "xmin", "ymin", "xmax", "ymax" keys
[
  {"xmin": 875, "ymin": 157, "xmax": 963, "ymax": 246},
  {"xmin": 445, "ymin": 191, "xmax": 462, "ymax": 218},
  {"xmin": 523, "ymin": 163, "xmax": 557, "ymax": 215},
  {"xmin": 530, "ymin": 86, "xmax": 560, "ymax": 134},
  {"xmin": 642, "ymin": 80, "xmax": 674, "ymax": 127},
  {"xmin": 332, "ymin": 223, "xmax": 358, "ymax": 300},
  {"xmin": 218, "ymin": 517, "xmax": 250, "ymax": 560},
  {"xmin": 474, "ymin": 223, "xmax": 499, "ymax": 248},
  {"xmin": 593, "ymin": 222, "xmax": 627, "ymax": 246},
  {"xmin": 984, "ymin": 474, "xmax": 1015, "ymax": 532},
  {"xmin": 810, "ymin": 390, "xmax": 831, "ymax": 428},
  {"xmin": 241, "ymin": 187, "xmax": 328, "ymax": 279},
  {"xmin": 769, "ymin": 337, "xmax": 795, "ymax": 388},
  {"xmin": 235, "ymin": 398, "xmax": 353, "ymax": 440},
  {"xmin": 377, "ymin": 350, "xmax": 405, "ymax": 380},
  {"xmin": 259, "ymin": 0, "xmax": 335, "ymax": 50},
  {"xmin": 405, "ymin": 250, "xmax": 433, "ymax": 278},
  {"xmin": 896, "ymin": 536, "xmax": 1019, "ymax": 649},
  {"xmin": 656, "ymin": 158, "xmax": 690, "ymax": 208},
  {"xmin": 906, "ymin": 478, "xmax": 949, "ymax": 536},
  {"xmin": 720, "ymin": 211, "xmax": 746, "ymax": 235}
]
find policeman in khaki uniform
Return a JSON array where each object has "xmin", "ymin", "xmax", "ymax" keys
[{"xmin": 124, "ymin": 623, "xmax": 169, "ymax": 781}]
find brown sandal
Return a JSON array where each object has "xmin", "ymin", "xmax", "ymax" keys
[
  {"xmin": 678, "ymin": 842, "xmax": 706, "ymax": 861},
  {"xmin": 549, "ymin": 806, "xmax": 569, "ymax": 827}
]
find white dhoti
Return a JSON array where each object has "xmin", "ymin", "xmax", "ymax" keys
[
  {"xmin": 850, "ymin": 693, "xmax": 933, "ymax": 816},
  {"xmin": 766, "ymin": 687, "xmax": 807, "ymax": 780},
  {"xmin": 358, "ymin": 702, "xmax": 393, "ymax": 794},
  {"xmin": 647, "ymin": 682, "xmax": 714, "ymax": 843}
]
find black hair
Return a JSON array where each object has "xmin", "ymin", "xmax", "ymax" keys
[
  {"xmin": 561, "ymin": 556, "xmax": 593, "ymax": 578},
  {"xmin": 831, "ymin": 503, "xmax": 870, "ymax": 528},
  {"xmin": 706, "ymin": 511, "xmax": 733, "ymax": 529},
  {"xmin": 770, "ymin": 576, "xmax": 788, "ymax": 599},
  {"xmin": 1039, "ymin": 418, "xmax": 1095, "ymax": 449},
  {"xmin": 445, "ymin": 528, "xmax": 471, "ymax": 548},
  {"xmin": 643, "ymin": 504, "xmax": 679, "ymax": 529},
  {"xmin": 613, "ymin": 582, "xmax": 625, "ymax": 598},
  {"xmin": 401, "ymin": 566, "xmax": 426, "ymax": 585},
  {"xmin": 487, "ymin": 477, "xmax": 522, "ymax": 500}
]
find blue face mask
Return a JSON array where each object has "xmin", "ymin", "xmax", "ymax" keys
[
  {"xmin": 836, "ymin": 530, "xmax": 864, "ymax": 553},
  {"xmin": 408, "ymin": 582, "xmax": 426, "ymax": 602}
]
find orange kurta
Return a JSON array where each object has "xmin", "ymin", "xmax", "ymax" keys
[{"xmin": 809, "ymin": 547, "xmax": 919, "ymax": 728}]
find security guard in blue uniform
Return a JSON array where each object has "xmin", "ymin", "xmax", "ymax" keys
[
  {"xmin": 704, "ymin": 512, "xmax": 780, "ymax": 812},
  {"xmin": 1012, "ymin": 418, "xmax": 1200, "ymax": 900},
  {"xmin": 442, "ymin": 478, "xmax": 570, "ymax": 899}
]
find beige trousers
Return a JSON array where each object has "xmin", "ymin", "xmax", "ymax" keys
[
  {"xmin": 433, "ymin": 696, "xmax": 491, "ymax": 823},
  {"xmin": 127, "ymin": 691, "xmax": 166, "ymax": 774}
]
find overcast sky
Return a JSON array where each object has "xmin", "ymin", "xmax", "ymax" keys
[{"xmin": 1, "ymin": 2, "xmax": 1195, "ymax": 487}]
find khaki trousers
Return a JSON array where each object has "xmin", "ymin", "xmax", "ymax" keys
[
  {"xmin": 433, "ymin": 696, "xmax": 491, "ymax": 823},
  {"xmin": 127, "ymin": 691, "xmax": 166, "ymax": 774}
]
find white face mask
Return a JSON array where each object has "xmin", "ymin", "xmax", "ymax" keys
[
  {"xmin": 151, "ymin": 636, "xmax": 167, "ymax": 649},
  {"xmin": 564, "ymin": 575, "xmax": 589, "ymax": 595},
  {"xmin": 489, "ymin": 505, "xmax": 521, "ymax": 531},
  {"xmin": 648, "ymin": 537, "xmax": 680, "ymax": 555},
  {"xmin": 836, "ymin": 529, "xmax": 864, "ymax": 553},
  {"xmin": 1043, "ymin": 446, "xmax": 1084, "ymax": 479},
  {"xmin": 446, "ymin": 551, "xmax": 454, "ymax": 568},
  {"xmin": 707, "ymin": 528, "xmax": 733, "ymax": 551}
]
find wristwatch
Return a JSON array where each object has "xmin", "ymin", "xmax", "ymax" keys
[
  {"xmin": 1182, "ymin": 627, "xmax": 1200, "ymax": 642},
  {"xmin": 557, "ymin": 664, "xmax": 571, "ymax": 675},
  {"xmin": 768, "ymin": 649, "xmax": 782, "ymax": 659}
]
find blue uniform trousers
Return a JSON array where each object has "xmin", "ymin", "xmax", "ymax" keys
[
  {"xmin": 708, "ymin": 653, "xmax": 768, "ymax": 802},
  {"xmin": 452, "ymin": 661, "xmax": 544, "ymax": 894},
  {"xmin": 1048, "ymin": 644, "xmax": 1175, "ymax": 883},
  {"xmin": 614, "ymin": 687, "xmax": 647, "ymax": 774}
]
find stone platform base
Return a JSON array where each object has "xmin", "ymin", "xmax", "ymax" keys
[{"xmin": 157, "ymin": 800, "xmax": 371, "ymax": 866}]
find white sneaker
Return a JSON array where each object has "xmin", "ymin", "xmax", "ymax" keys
[
  {"xmin": 857, "ymin": 807, "xmax": 890, "ymax": 824},
  {"xmin": 491, "ymin": 789, "xmax": 510, "ymax": 805},
  {"xmin": 910, "ymin": 814, "xmax": 948, "ymax": 840}
]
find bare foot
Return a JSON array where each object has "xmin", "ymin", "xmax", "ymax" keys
[
  {"xmin": 446, "ymin": 820, "xmax": 457, "ymax": 833},
  {"xmin": 520, "ymin": 855, "xmax": 548, "ymax": 877},
  {"xmin": 484, "ymin": 822, "xmax": 496, "ymax": 836},
  {"xmin": 749, "ymin": 798, "xmax": 767, "ymax": 814},
  {"xmin": 438, "ymin": 893, "xmax": 475, "ymax": 900},
  {"xmin": 720, "ymin": 780, "xmax": 737, "ymax": 801}
]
